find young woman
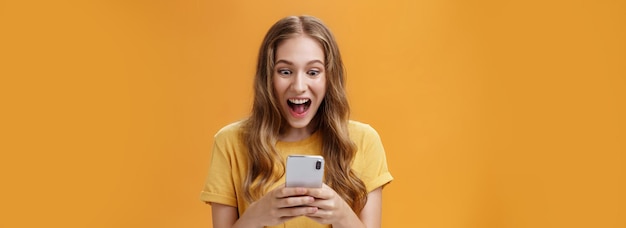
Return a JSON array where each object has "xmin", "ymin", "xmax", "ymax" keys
[{"xmin": 200, "ymin": 15, "xmax": 393, "ymax": 228}]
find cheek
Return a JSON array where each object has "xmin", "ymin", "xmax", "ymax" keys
[
  {"xmin": 272, "ymin": 78, "xmax": 291, "ymax": 102},
  {"xmin": 271, "ymin": 76, "xmax": 281, "ymax": 91},
  {"xmin": 317, "ymin": 76, "xmax": 328, "ymax": 96},
  {"xmin": 272, "ymin": 78, "xmax": 283, "ymax": 93}
]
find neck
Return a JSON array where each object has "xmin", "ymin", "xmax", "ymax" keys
[{"xmin": 279, "ymin": 124, "xmax": 317, "ymax": 142}]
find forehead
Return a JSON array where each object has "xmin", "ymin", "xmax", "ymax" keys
[{"xmin": 275, "ymin": 35, "xmax": 325, "ymax": 65}]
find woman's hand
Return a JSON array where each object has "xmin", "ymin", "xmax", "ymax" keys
[
  {"xmin": 234, "ymin": 185, "xmax": 318, "ymax": 228},
  {"xmin": 304, "ymin": 184, "xmax": 366, "ymax": 228}
]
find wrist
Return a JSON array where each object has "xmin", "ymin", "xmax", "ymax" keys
[
  {"xmin": 332, "ymin": 214, "xmax": 365, "ymax": 228},
  {"xmin": 332, "ymin": 204, "xmax": 365, "ymax": 228}
]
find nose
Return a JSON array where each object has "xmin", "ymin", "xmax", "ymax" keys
[{"xmin": 291, "ymin": 71, "xmax": 307, "ymax": 93}]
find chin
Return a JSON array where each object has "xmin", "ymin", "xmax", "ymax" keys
[
  {"xmin": 287, "ymin": 120, "xmax": 311, "ymax": 129},
  {"xmin": 286, "ymin": 116, "xmax": 315, "ymax": 128}
]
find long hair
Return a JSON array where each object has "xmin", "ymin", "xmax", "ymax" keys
[{"xmin": 241, "ymin": 15, "xmax": 367, "ymax": 214}]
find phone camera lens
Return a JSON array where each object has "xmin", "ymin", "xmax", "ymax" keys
[{"xmin": 315, "ymin": 161, "xmax": 321, "ymax": 170}]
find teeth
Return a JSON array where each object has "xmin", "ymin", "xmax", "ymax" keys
[{"xmin": 288, "ymin": 98, "xmax": 309, "ymax": 104}]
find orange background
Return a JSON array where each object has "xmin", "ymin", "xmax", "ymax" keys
[{"xmin": 1, "ymin": 0, "xmax": 624, "ymax": 227}]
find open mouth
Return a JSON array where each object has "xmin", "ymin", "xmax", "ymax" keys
[{"xmin": 287, "ymin": 98, "xmax": 311, "ymax": 115}]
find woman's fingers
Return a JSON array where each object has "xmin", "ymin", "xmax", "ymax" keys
[
  {"xmin": 270, "ymin": 186, "xmax": 317, "ymax": 208},
  {"xmin": 239, "ymin": 185, "xmax": 323, "ymax": 226},
  {"xmin": 305, "ymin": 209, "xmax": 334, "ymax": 225},
  {"xmin": 305, "ymin": 196, "xmax": 336, "ymax": 210},
  {"xmin": 277, "ymin": 195, "xmax": 315, "ymax": 208},
  {"xmin": 278, "ymin": 206, "xmax": 318, "ymax": 217},
  {"xmin": 274, "ymin": 186, "xmax": 307, "ymax": 198},
  {"xmin": 303, "ymin": 185, "xmax": 333, "ymax": 200}
]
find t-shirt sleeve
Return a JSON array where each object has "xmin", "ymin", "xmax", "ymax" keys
[
  {"xmin": 358, "ymin": 124, "xmax": 393, "ymax": 192},
  {"xmin": 199, "ymin": 131, "xmax": 238, "ymax": 207}
]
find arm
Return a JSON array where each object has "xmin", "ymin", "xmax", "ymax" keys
[
  {"xmin": 211, "ymin": 203, "xmax": 238, "ymax": 228},
  {"xmin": 359, "ymin": 187, "xmax": 383, "ymax": 228}
]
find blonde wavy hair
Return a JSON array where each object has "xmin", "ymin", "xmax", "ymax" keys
[{"xmin": 240, "ymin": 15, "xmax": 367, "ymax": 213}]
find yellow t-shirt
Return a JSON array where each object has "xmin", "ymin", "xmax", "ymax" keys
[{"xmin": 200, "ymin": 120, "xmax": 393, "ymax": 228}]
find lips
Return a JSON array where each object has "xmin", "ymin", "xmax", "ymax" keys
[{"xmin": 287, "ymin": 98, "xmax": 311, "ymax": 116}]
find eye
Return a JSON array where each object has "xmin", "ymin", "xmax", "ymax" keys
[
  {"xmin": 277, "ymin": 69, "xmax": 292, "ymax": 76},
  {"xmin": 307, "ymin": 70, "xmax": 321, "ymax": 76}
]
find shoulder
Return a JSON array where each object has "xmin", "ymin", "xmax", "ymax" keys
[
  {"xmin": 348, "ymin": 120, "xmax": 382, "ymax": 142},
  {"xmin": 213, "ymin": 120, "xmax": 246, "ymax": 141},
  {"xmin": 348, "ymin": 120, "xmax": 380, "ymax": 136}
]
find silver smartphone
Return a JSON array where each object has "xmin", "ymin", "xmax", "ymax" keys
[{"xmin": 285, "ymin": 155, "xmax": 325, "ymax": 188}]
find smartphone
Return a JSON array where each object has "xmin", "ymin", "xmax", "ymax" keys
[{"xmin": 285, "ymin": 155, "xmax": 325, "ymax": 188}]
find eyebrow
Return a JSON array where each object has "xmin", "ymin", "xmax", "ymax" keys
[{"xmin": 275, "ymin": 59, "xmax": 324, "ymax": 66}]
